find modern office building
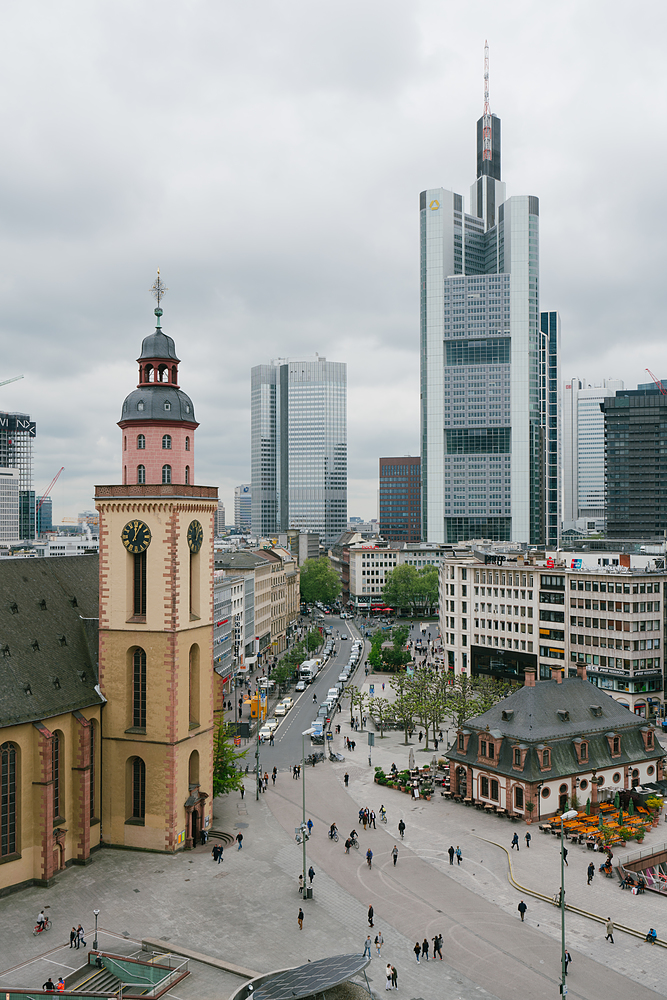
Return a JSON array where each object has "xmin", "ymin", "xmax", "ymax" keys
[
  {"xmin": 420, "ymin": 47, "xmax": 547, "ymax": 545},
  {"xmin": 0, "ymin": 467, "xmax": 20, "ymax": 543},
  {"xmin": 540, "ymin": 313, "xmax": 561, "ymax": 547},
  {"xmin": 563, "ymin": 378, "xmax": 624, "ymax": 532},
  {"xmin": 0, "ymin": 411, "xmax": 36, "ymax": 539},
  {"xmin": 378, "ymin": 457, "xmax": 421, "ymax": 542},
  {"xmin": 251, "ymin": 356, "xmax": 347, "ymax": 547},
  {"xmin": 36, "ymin": 494, "xmax": 52, "ymax": 536},
  {"xmin": 215, "ymin": 501, "xmax": 226, "ymax": 535},
  {"xmin": 602, "ymin": 384, "xmax": 667, "ymax": 540},
  {"xmin": 234, "ymin": 484, "xmax": 251, "ymax": 530}
]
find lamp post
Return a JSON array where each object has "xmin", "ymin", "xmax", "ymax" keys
[
  {"xmin": 559, "ymin": 808, "xmax": 578, "ymax": 992},
  {"xmin": 536, "ymin": 782, "xmax": 543, "ymax": 822},
  {"xmin": 301, "ymin": 728, "xmax": 314, "ymax": 897},
  {"xmin": 93, "ymin": 908, "xmax": 100, "ymax": 951}
]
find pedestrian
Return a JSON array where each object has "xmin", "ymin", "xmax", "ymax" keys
[
  {"xmin": 398, "ymin": 819, "xmax": 405, "ymax": 839},
  {"xmin": 525, "ymin": 831, "xmax": 531, "ymax": 848},
  {"xmin": 434, "ymin": 738, "xmax": 438, "ymax": 750},
  {"xmin": 308, "ymin": 865, "xmax": 315, "ymax": 884},
  {"xmin": 413, "ymin": 941, "xmax": 421, "ymax": 963},
  {"xmin": 307, "ymin": 819, "xmax": 313, "ymax": 836},
  {"xmin": 298, "ymin": 874, "xmax": 304, "ymax": 895},
  {"xmin": 272, "ymin": 767, "xmax": 277, "ymax": 785},
  {"xmin": 511, "ymin": 832, "xmax": 519, "ymax": 851},
  {"xmin": 70, "ymin": 927, "xmax": 77, "ymax": 948},
  {"xmin": 344, "ymin": 772, "xmax": 349, "ymax": 787},
  {"xmin": 297, "ymin": 765, "xmax": 301, "ymax": 778},
  {"xmin": 363, "ymin": 935, "xmax": 372, "ymax": 958},
  {"xmin": 293, "ymin": 764, "xmax": 298, "ymax": 780},
  {"xmin": 42, "ymin": 979, "xmax": 55, "ymax": 992},
  {"xmin": 370, "ymin": 810, "xmax": 376, "ymax": 829},
  {"xmin": 448, "ymin": 845, "xmax": 455, "ymax": 865},
  {"xmin": 587, "ymin": 862, "xmax": 595, "ymax": 885},
  {"xmin": 391, "ymin": 845, "xmax": 398, "ymax": 866},
  {"xmin": 200, "ymin": 829, "xmax": 208, "ymax": 845},
  {"xmin": 368, "ymin": 904, "xmax": 374, "ymax": 928},
  {"xmin": 564, "ymin": 949, "xmax": 572, "ymax": 975},
  {"xmin": 240, "ymin": 784, "xmax": 245, "ymax": 799},
  {"xmin": 432, "ymin": 933, "xmax": 443, "ymax": 960},
  {"xmin": 421, "ymin": 937, "xmax": 429, "ymax": 961},
  {"xmin": 77, "ymin": 924, "xmax": 86, "ymax": 948},
  {"xmin": 391, "ymin": 966, "xmax": 398, "ymax": 989},
  {"xmin": 236, "ymin": 832, "xmax": 244, "ymax": 850},
  {"xmin": 605, "ymin": 917, "xmax": 614, "ymax": 943},
  {"xmin": 351, "ymin": 741, "xmax": 356, "ymax": 752},
  {"xmin": 518, "ymin": 900, "xmax": 527, "ymax": 922},
  {"xmin": 375, "ymin": 930, "xmax": 383, "ymax": 956},
  {"xmin": 297, "ymin": 908, "xmax": 304, "ymax": 930},
  {"xmin": 418, "ymin": 731, "xmax": 423, "ymax": 743},
  {"xmin": 456, "ymin": 845, "xmax": 462, "ymax": 865},
  {"xmin": 359, "ymin": 808, "xmax": 364, "ymax": 824},
  {"xmin": 562, "ymin": 846, "xmax": 568, "ymax": 867},
  {"xmin": 363, "ymin": 813, "xmax": 368, "ymax": 831},
  {"xmin": 385, "ymin": 963, "xmax": 393, "ymax": 990},
  {"xmin": 56, "ymin": 978, "xmax": 65, "ymax": 992},
  {"xmin": 345, "ymin": 838, "xmax": 351, "ymax": 853}
]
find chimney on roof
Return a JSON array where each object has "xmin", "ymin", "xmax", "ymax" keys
[
  {"xmin": 576, "ymin": 662, "xmax": 587, "ymax": 682},
  {"xmin": 524, "ymin": 667, "xmax": 536, "ymax": 687},
  {"xmin": 551, "ymin": 667, "xmax": 563, "ymax": 684}
]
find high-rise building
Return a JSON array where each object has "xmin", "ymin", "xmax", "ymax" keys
[
  {"xmin": 0, "ymin": 468, "xmax": 19, "ymax": 543},
  {"xmin": 378, "ymin": 457, "xmax": 421, "ymax": 542},
  {"xmin": 36, "ymin": 495, "xmax": 53, "ymax": 535},
  {"xmin": 0, "ymin": 411, "xmax": 36, "ymax": 539},
  {"xmin": 234, "ymin": 484, "xmax": 251, "ymax": 530},
  {"xmin": 540, "ymin": 312, "xmax": 561, "ymax": 547},
  {"xmin": 563, "ymin": 378, "xmax": 624, "ymax": 532},
  {"xmin": 215, "ymin": 501, "xmax": 226, "ymax": 535},
  {"xmin": 420, "ymin": 46, "xmax": 546, "ymax": 545},
  {"xmin": 251, "ymin": 356, "xmax": 347, "ymax": 548},
  {"xmin": 602, "ymin": 383, "xmax": 667, "ymax": 540}
]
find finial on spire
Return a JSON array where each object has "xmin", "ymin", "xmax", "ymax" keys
[
  {"xmin": 482, "ymin": 41, "xmax": 492, "ymax": 163},
  {"xmin": 150, "ymin": 269, "xmax": 168, "ymax": 327}
]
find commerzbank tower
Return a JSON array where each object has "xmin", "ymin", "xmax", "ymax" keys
[{"xmin": 420, "ymin": 44, "xmax": 558, "ymax": 546}]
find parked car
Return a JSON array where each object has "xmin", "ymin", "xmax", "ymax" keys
[
  {"xmin": 265, "ymin": 718, "xmax": 279, "ymax": 731},
  {"xmin": 274, "ymin": 703, "xmax": 287, "ymax": 716},
  {"xmin": 281, "ymin": 697, "xmax": 294, "ymax": 710},
  {"xmin": 295, "ymin": 680, "xmax": 307, "ymax": 692}
]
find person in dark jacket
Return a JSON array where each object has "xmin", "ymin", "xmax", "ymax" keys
[
  {"xmin": 518, "ymin": 900, "xmax": 527, "ymax": 921},
  {"xmin": 413, "ymin": 941, "xmax": 421, "ymax": 963}
]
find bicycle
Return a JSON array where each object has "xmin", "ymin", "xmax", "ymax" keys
[
  {"xmin": 379, "ymin": 809, "xmax": 387, "ymax": 824},
  {"xmin": 33, "ymin": 917, "xmax": 51, "ymax": 936},
  {"xmin": 328, "ymin": 828, "xmax": 339, "ymax": 842},
  {"xmin": 366, "ymin": 850, "xmax": 373, "ymax": 869}
]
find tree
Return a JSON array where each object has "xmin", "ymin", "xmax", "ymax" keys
[
  {"xmin": 300, "ymin": 557, "xmax": 342, "ymax": 604},
  {"xmin": 389, "ymin": 670, "xmax": 416, "ymax": 745},
  {"xmin": 381, "ymin": 626, "xmax": 411, "ymax": 670},
  {"xmin": 383, "ymin": 565, "xmax": 439, "ymax": 615},
  {"xmin": 367, "ymin": 631, "xmax": 384, "ymax": 671},
  {"xmin": 367, "ymin": 695, "xmax": 392, "ymax": 738},
  {"xmin": 212, "ymin": 720, "xmax": 248, "ymax": 797},
  {"xmin": 348, "ymin": 685, "xmax": 367, "ymax": 727},
  {"xmin": 445, "ymin": 674, "xmax": 517, "ymax": 729},
  {"xmin": 306, "ymin": 629, "xmax": 322, "ymax": 652}
]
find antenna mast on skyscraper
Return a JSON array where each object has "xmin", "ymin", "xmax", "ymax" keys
[{"xmin": 482, "ymin": 40, "xmax": 492, "ymax": 163}]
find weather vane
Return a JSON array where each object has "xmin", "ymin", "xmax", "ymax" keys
[{"xmin": 150, "ymin": 269, "xmax": 168, "ymax": 325}]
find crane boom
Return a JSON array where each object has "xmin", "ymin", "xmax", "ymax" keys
[
  {"xmin": 645, "ymin": 369, "xmax": 667, "ymax": 396},
  {"xmin": 0, "ymin": 375, "xmax": 24, "ymax": 389},
  {"xmin": 36, "ymin": 467, "xmax": 65, "ymax": 513}
]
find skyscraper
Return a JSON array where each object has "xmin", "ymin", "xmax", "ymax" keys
[
  {"xmin": 563, "ymin": 377, "xmax": 624, "ymax": 532},
  {"xmin": 0, "ymin": 411, "xmax": 36, "ymax": 539},
  {"xmin": 251, "ymin": 356, "xmax": 347, "ymax": 547},
  {"xmin": 378, "ymin": 457, "xmax": 421, "ymax": 542},
  {"xmin": 540, "ymin": 312, "xmax": 561, "ymax": 547},
  {"xmin": 420, "ymin": 45, "xmax": 545, "ymax": 545},
  {"xmin": 234, "ymin": 484, "xmax": 252, "ymax": 530}
]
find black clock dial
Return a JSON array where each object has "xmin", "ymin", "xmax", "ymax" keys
[
  {"xmin": 121, "ymin": 519, "xmax": 151, "ymax": 554},
  {"xmin": 187, "ymin": 519, "xmax": 203, "ymax": 554}
]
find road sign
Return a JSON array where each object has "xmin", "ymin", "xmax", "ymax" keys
[{"xmin": 367, "ymin": 733, "xmax": 375, "ymax": 746}]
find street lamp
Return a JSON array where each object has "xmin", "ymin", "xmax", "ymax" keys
[
  {"xmin": 93, "ymin": 908, "xmax": 100, "ymax": 951},
  {"xmin": 559, "ymin": 808, "xmax": 578, "ymax": 992},
  {"xmin": 301, "ymin": 728, "xmax": 314, "ymax": 898}
]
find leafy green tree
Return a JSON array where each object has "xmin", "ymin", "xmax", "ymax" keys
[
  {"xmin": 348, "ymin": 685, "xmax": 367, "ymax": 727},
  {"xmin": 300, "ymin": 557, "xmax": 342, "ymax": 604},
  {"xmin": 410, "ymin": 665, "xmax": 437, "ymax": 749},
  {"xmin": 381, "ymin": 625, "xmax": 411, "ymax": 670},
  {"xmin": 445, "ymin": 674, "xmax": 517, "ymax": 729},
  {"xmin": 367, "ymin": 631, "xmax": 384, "ymax": 670},
  {"xmin": 367, "ymin": 695, "xmax": 392, "ymax": 738},
  {"xmin": 212, "ymin": 720, "xmax": 248, "ymax": 797},
  {"xmin": 383, "ymin": 565, "xmax": 439, "ymax": 615},
  {"xmin": 389, "ymin": 670, "xmax": 417, "ymax": 745},
  {"xmin": 306, "ymin": 629, "xmax": 322, "ymax": 652}
]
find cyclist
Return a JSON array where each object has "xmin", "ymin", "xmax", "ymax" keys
[
  {"xmin": 379, "ymin": 805, "xmax": 387, "ymax": 823},
  {"xmin": 366, "ymin": 848, "xmax": 373, "ymax": 869},
  {"xmin": 36, "ymin": 909, "xmax": 46, "ymax": 930},
  {"xmin": 329, "ymin": 822, "xmax": 338, "ymax": 840},
  {"xmin": 398, "ymin": 819, "xmax": 405, "ymax": 840}
]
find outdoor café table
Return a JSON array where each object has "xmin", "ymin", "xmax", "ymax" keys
[
  {"xmin": 464, "ymin": 797, "xmax": 473, "ymax": 806},
  {"xmin": 484, "ymin": 803, "xmax": 494, "ymax": 812}
]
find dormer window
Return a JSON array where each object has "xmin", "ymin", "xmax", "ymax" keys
[
  {"xmin": 164, "ymin": 401, "xmax": 171, "ymax": 411},
  {"xmin": 580, "ymin": 742, "xmax": 588, "ymax": 761},
  {"xmin": 458, "ymin": 734, "xmax": 464, "ymax": 751},
  {"xmin": 542, "ymin": 749, "xmax": 550, "ymax": 767},
  {"xmin": 137, "ymin": 401, "xmax": 144, "ymax": 411},
  {"xmin": 647, "ymin": 731, "xmax": 654, "ymax": 749},
  {"xmin": 185, "ymin": 404, "xmax": 190, "ymax": 413},
  {"xmin": 514, "ymin": 748, "xmax": 521, "ymax": 766},
  {"xmin": 480, "ymin": 739, "xmax": 487, "ymax": 756},
  {"xmin": 613, "ymin": 737, "xmax": 620, "ymax": 754},
  {"xmin": 488, "ymin": 743, "xmax": 495, "ymax": 759}
]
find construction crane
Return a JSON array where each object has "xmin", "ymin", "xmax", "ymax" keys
[
  {"xmin": 36, "ymin": 467, "xmax": 64, "ymax": 515},
  {"xmin": 0, "ymin": 375, "xmax": 23, "ymax": 389},
  {"xmin": 645, "ymin": 369, "xmax": 667, "ymax": 396}
]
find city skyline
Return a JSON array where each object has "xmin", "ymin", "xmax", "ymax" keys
[{"xmin": 0, "ymin": 5, "xmax": 664, "ymax": 524}]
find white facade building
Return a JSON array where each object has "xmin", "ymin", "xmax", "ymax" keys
[
  {"xmin": 0, "ymin": 468, "xmax": 19, "ymax": 544},
  {"xmin": 348, "ymin": 541, "xmax": 454, "ymax": 611}
]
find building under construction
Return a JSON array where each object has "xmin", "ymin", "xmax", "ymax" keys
[{"xmin": 0, "ymin": 411, "xmax": 36, "ymax": 540}]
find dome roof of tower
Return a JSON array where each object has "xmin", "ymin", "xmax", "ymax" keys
[
  {"xmin": 119, "ymin": 385, "xmax": 196, "ymax": 424},
  {"xmin": 137, "ymin": 329, "xmax": 180, "ymax": 362}
]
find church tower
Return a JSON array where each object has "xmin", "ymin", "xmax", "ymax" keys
[{"xmin": 95, "ymin": 274, "xmax": 218, "ymax": 852}]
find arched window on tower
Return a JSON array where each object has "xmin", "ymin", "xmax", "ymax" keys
[
  {"xmin": 137, "ymin": 434, "xmax": 145, "ymax": 450},
  {"xmin": 0, "ymin": 742, "xmax": 17, "ymax": 857},
  {"xmin": 185, "ymin": 436, "xmax": 190, "ymax": 451},
  {"xmin": 89, "ymin": 720, "xmax": 97, "ymax": 821},
  {"xmin": 145, "ymin": 364, "xmax": 154, "ymax": 383},
  {"xmin": 124, "ymin": 436, "xmax": 127, "ymax": 451},
  {"xmin": 185, "ymin": 466, "xmax": 190, "ymax": 484},
  {"xmin": 162, "ymin": 434, "xmax": 172, "ymax": 450},
  {"xmin": 162, "ymin": 465, "xmax": 172, "ymax": 484},
  {"xmin": 52, "ymin": 731, "xmax": 62, "ymax": 819},
  {"xmin": 171, "ymin": 365, "xmax": 177, "ymax": 383},
  {"xmin": 133, "ymin": 551, "xmax": 147, "ymax": 618},
  {"xmin": 189, "ymin": 645, "xmax": 200, "ymax": 728},
  {"xmin": 124, "ymin": 466, "xmax": 127, "ymax": 484},
  {"xmin": 137, "ymin": 465, "xmax": 146, "ymax": 485},
  {"xmin": 132, "ymin": 648, "xmax": 146, "ymax": 729},
  {"xmin": 158, "ymin": 364, "xmax": 168, "ymax": 383},
  {"xmin": 131, "ymin": 757, "xmax": 146, "ymax": 821}
]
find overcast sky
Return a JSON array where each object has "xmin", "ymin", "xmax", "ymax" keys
[{"xmin": 0, "ymin": 1, "xmax": 665, "ymax": 525}]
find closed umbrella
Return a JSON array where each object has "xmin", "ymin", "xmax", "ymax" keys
[
  {"xmin": 585, "ymin": 798, "xmax": 591, "ymax": 815},
  {"xmin": 614, "ymin": 791, "xmax": 620, "ymax": 809},
  {"xmin": 599, "ymin": 812, "xmax": 604, "ymax": 830},
  {"xmin": 628, "ymin": 798, "xmax": 635, "ymax": 816}
]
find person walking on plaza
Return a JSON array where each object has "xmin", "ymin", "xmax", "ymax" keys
[
  {"xmin": 391, "ymin": 845, "xmax": 399, "ymax": 866},
  {"xmin": 605, "ymin": 917, "xmax": 614, "ymax": 943},
  {"xmin": 77, "ymin": 924, "xmax": 86, "ymax": 948},
  {"xmin": 363, "ymin": 935, "xmax": 372, "ymax": 958},
  {"xmin": 307, "ymin": 818, "xmax": 313, "ymax": 836},
  {"xmin": 456, "ymin": 845, "xmax": 462, "ymax": 865},
  {"xmin": 272, "ymin": 766, "xmax": 277, "ymax": 785},
  {"xmin": 391, "ymin": 966, "xmax": 398, "ymax": 989},
  {"xmin": 413, "ymin": 941, "xmax": 421, "ymax": 963},
  {"xmin": 375, "ymin": 930, "xmax": 383, "ymax": 956},
  {"xmin": 398, "ymin": 819, "xmax": 405, "ymax": 840},
  {"xmin": 511, "ymin": 832, "xmax": 520, "ymax": 851},
  {"xmin": 448, "ymin": 845, "xmax": 455, "ymax": 865},
  {"xmin": 298, "ymin": 874, "xmax": 304, "ymax": 895},
  {"xmin": 518, "ymin": 900, "xmax": 527, "ymax": 922},
  {"xmin": 368, "ymin": 904, "xmax": 374, "ymax": 928},
  {"xmin": 421, "ymin": 937, "xmax": 429, "ymax": 961},
  {"xmin": 297, "ymin": 908, "xmax": 304, "ymax": 930},
  {"xmin": 370, "ymin": 810, "xmax": 376, "ymax": 829},
  {"xmin": 587, "ymin": 861, "xmax": 595, "ymax": 885},
  {"xmin": 385, "ymin": 963, "xmax": 393, "ymax": 990},
  {"xmin": 70, "ymin": 926, "xmax": 77, "ymax": 948},
  {"xmin": 562, "ymin": 846, "xmax": 568, "ymax": 867},
  {"xmin": 308, "ymin": 865, "xmax": 315, "ymax": 885},
  {"xmin": 564, "ymin": 949, "xmax": 572, "ymax": 975},
  {"xmin": 240, "ymin": 784, "xmax": 245, "ymax": 799},
  {"xmin": 344, "ymin": 772, "xmax": 349, "ymax": 787},
  {"xmin": 236, "ymin": 832, "xmax": 243, "ymax": 850},
  {"xmin": 525, "ymin": 831, "xmax": 531, "ymax": 848},
  {"xmin": 433, "ymin": 933, "xmax": 443, "ymax": 960}
]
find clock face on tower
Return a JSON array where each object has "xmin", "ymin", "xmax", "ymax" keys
[
  {"xmin": 187, "ymin": 519, "xmax": 203, "ymax": 554},
  {"xmin": 121, "ymin": 519, "xmax": 152, "ymax": 554}
]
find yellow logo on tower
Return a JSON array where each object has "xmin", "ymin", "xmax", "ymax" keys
[{"xmin": 429, "ymin": 200, "xmax": 440, "ymax": 211}]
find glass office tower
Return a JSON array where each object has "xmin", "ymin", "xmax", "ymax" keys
[
  {"xmin": 251, "ymin": 357, "xmax": 347, "ymax": 547},
  {"xmin": 420, "ymin": 93, "xmax": 546, "ymax": 544},
  {"xmin": 540, "ymin": 311, "xmax": 561, "ymax": 547}
]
